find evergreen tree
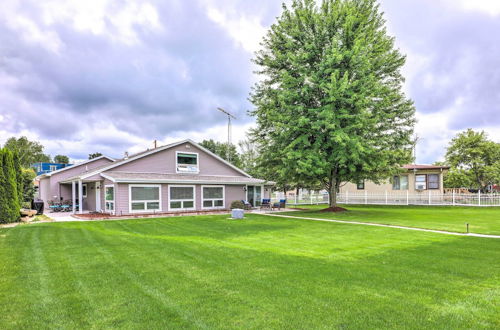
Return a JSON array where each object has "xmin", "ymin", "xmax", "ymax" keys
[
  {"xmin": 0, "ymin": 150, "xmax": 6, "ymax": 222},
  {"xmin": 13, "ymin": 152, "xmax": 24, "ymax": 205},
  {"xmin": 0, "ymin": 149, "xmax": 21, "ymax": 223},
  {"xmin": 250, "ymin": 0, "xmax": 415, "ymax": 207}
]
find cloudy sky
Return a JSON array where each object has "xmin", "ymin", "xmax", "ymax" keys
[{"xmin": 0, "ymin": 0, "xmax": 499, "ymax": 163}]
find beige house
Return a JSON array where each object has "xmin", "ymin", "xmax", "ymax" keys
[{"xmin": 339, "ymin": 165, "xmax": 450, "ymax": 195}]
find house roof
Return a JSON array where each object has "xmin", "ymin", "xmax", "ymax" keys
[
  {"xmin": 97, "ymin": 172, "xmax": 274, "ymax": 185},
  {"xmin": 402, "ymin": 164, "xmax": 450, "ymax": 170},
  {"xmin": 77, "ymin": 139, "xmax": 252, "ymax": 180},
  {"xmin": 36, "ymin": 155, "xmax": 115, "ymax": 179}
]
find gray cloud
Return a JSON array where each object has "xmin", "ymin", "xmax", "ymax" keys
[
  {"xmin": 0, "ymin": 0, "xmax": 271, "ymax": 152},
  {"xmin": 381, "ymin": 0, "xmax": 500, "ymax": 130}
]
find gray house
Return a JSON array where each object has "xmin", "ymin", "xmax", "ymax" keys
[{"xmin": 37, "ymin": 140, "xmax": 272, "ymax": 215}]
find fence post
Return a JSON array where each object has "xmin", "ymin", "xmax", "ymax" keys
[
  {"xmin": 452, "ymin": 190, "xmax": 455, "ymax": 206},
  {"xmin": 428, "ymin": 190, "xmax": 431, "ymax": 205},
  {"xmin": 385, "ymin": 190, "xmax": 388, "ymax": 204},
  {"xmin": 478, "ymin": 190, "xmax": 481, "ymax": 206},
  {"xmin": 365, "ymin": 190, "xmax": 368, "ymax": 204},
  {"xmin": 406, "ymin": 191, "xmax": 409, "ymax": 205},
  {"xmin": 310, "ymin": 193, "xmax": 313, "ymax": 205},
  {"xmin": 346, "ymin": 191, "xmax": 349, "ymax": 204},
  {"xmin": 295, "ymin": 194, "xmax": 298, "ymax": 205}
]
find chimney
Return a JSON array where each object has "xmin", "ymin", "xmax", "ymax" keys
[
  {"xmin": 124, "ymin": 151, "xmax": 129, "ymax": 159},
  {"xmin": 154, "ymin": 140, "xmax": 157, "ymax": 148}
]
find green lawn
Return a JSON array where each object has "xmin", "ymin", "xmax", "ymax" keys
[
  {"xmin": 286, "ymin": 204, "xmax": 500, "ymax": 235},
  {"xmin": 1, "ymin": 214, "xmax": 499, "ymax": 329}
]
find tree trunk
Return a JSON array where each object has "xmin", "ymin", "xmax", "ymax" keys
[{"xmin": 328, "ymin": 175, "xmax": 338, "ymax": 208}]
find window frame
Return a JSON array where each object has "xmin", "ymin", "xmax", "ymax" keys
[
  {"xmin": 128, "ymin": 184, "xmax": 162, "ymax": 213},
  {"xmin": 175, "ymin": 151, "xmax": 199, "ymax": 174},
  {"xmin": 82, "ymin": 183, "xmax": 87, "ymax": 198},
  {"xmin": 104, "ymin": 184, "xmax": 115, "ymax": 214},
  {"xmin": 168, "ymin": 185, "xmax": 196, "ymax": 211},
  {"xmin": 356, "ymin": 181, "xmax": 365, "ymax": 190},
  {"xmin": 415, "ymin": 174, "xmax": 427, "ymax": 190},
  {"xmin": 201, "ymin": 185, "xmax": 225, "ymax": 210},
  {"xmin": 49, "ymin": 165, "xmax": 57, "ymax": 172},
  {"xmin": 392, "ymin": 175, "xmax": 409, "ymax": 190},
  {"xmin": 428, "ymin": 174, "xmax": 440, "ymax": 190}
]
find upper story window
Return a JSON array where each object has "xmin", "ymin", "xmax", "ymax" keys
[
  {"xmin": 49, "ymin": 165, "xmax": 58, "ymax": 172},
  {"xmin": 176, "ymin": 152, "xmax": 199, "ymax": 173},
  {"xmin": 357, "ymin": 181, "xmax": 365, "ymax": 190}
]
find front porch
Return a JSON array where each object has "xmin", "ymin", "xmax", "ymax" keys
[{"xmin": 59, "ymin": 179, "xmax": 105, "ymax": 214}]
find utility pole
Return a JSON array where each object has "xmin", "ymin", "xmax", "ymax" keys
[{"xmin": 217, "ymin": 107, "xmax": 237, "ymax": 162}]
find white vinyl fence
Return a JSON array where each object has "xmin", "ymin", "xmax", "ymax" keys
[{"xmin": 272, "ymin": 191, "xmax": 500, "ymax": 207}]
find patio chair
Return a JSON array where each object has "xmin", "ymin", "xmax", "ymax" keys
[
  {"xmin": 61, "ymin": 200, "xmax": 72, "ymax": 212},
  {"xmin": 260, "ymin": 198, "xmax": 272, "ymax": 210},
  {"xmin": 48, "ymin": 200, "xmax": 62, "ymax": 212},
  {"xmin": 241, "ymin": 200, "xmax": 252, "ymax": 210},
  {"xmin": 273, "ymin": 199, "xmax": 287, "ymax": 210}
]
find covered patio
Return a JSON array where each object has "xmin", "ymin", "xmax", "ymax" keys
[{"xmin": 59, "ymin": 178, "xmax": 104, "ymax": 214}]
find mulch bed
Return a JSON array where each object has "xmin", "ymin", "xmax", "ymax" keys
[{"xmin": 319, "ymin": 206, "xmax": 348, "ymax": 213}]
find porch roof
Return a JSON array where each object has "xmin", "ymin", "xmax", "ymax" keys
[{"xmin": 101, "ymin": 171, "xmax": 274, "ymax": 185}]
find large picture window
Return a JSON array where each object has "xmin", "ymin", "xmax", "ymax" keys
[
  {"xmin": 129, "ymin": 185, "xmax": 161, "ymax": 212},
  {"xmin": 393, "ymin": 175, "xmax": 409, "ymax": 190},
  {"xmin": 169, "ymin": 185, "xmax": 195, "ymax": 210},
  {"xmin": 415, "ymin": 175, "xmax": 427, "ymax": 190},
  {"xmin": 428, "ymin": 174, "xmax": 439, "ymax": 189},
  {"xmin": 176, "ymin": 152, "xmax": 199, "ymax": 173},
  {"xmin": 202, "ymin": 186, "xmax": 224, "ymax": 209}
]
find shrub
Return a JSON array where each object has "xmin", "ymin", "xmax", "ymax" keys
[{"xmin": 230, "ymin": 200, "xmax": 245, "ymax": 209}]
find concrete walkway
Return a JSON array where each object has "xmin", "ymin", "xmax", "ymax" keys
[{"xmin": 262, "ymin": 213, "xmax": 500, "ymax": 239}]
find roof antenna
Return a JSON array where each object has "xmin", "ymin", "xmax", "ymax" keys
[{"xmin": 217, "ymin": 107, "xmax": 237, "ymax": 162}]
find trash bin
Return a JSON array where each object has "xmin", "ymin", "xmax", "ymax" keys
[
  {"xmin": 231, "ymin": 208, "xmax": 244, "ymax": 219},
  {"xmin": 31, "ymin": 199, "xmax": 44, "ymax": 215}
]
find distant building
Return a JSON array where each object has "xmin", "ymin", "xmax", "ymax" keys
[{"xmin": 33, "ymin": 162, "xmax": 73, "ymax": 176}]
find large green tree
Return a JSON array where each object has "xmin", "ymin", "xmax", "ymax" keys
[
  {"xmin": 0, "ymin": 149, "xmax": 21, "ymax": 223},
  {"xmin": 445, "ymin": 129, "xmax": 500, "ymax": 190},
  {"xmin": 13, "ymin": 152, "xmax": 23, "ymax": 205},
  {"xmin": 199, "ymin": 139, "xmax": 243, "ymax": 169},
  {"xmin": 54, "ymin": 155, "xmax": 70, "ymax": 164},
  {"xmin": 250, "ymin": 0, "xmax": 415, "ymax": 207},
  {"xmin": 3, "ymin": 136, "xmax": 51, "ymax": 168}
]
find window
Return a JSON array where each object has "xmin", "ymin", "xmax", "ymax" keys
[
  {"xmin": 129, "ymin": 185, "xmax": 161, "ymax": 213},
  {"xmin": 169, "ymin": 185, "xmax": 195, "ymax": 210},
  {"xmin": 49, "ymin": 165, "xmax": 57, "ymax": 172},
  {"xmin": 202, "ymin": 186, "xmax": 224, "ymax": 209},
  {"xmin": 105, "ymin": 185, "xmax": 115, "ymax": 213},
  {"xmin": 415, "ymin": 175, "xmax": 427, "ymax": 190},
  {"xmin": 428, "ymin": 174, "xmax": 439, "ymax": 189},
  {"xmin": 176, "ymin": 152, "xmax": 199, "ymax": 173},
  {"xmin": 393, "ymin": 175, "xmax": 409, "ymax": 190},
  {"xmin": 357, "ymin": 181, "xmax": 365, "ymax": 190},
  {"xmin": 82, "ymin": 184, "xmax": 87, "ymax": 198}
]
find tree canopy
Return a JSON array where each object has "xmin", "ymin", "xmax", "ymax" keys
[
  {"xmin": 444, "ymin": 129, "xmax": 500, "ymax": 190},
  {"xmin": 250, "ymin": 0, "xmax": 415, "ymax": 206},
  {"xmin": 54, "ymin": 155, "xmax": 70, "ymax": 164},
  {"xmin": 199, "ymin": 139, "xmax": 243, "ymax": 169},
  {"xmin": 88, "ymin": 152, "xmax": 103, "ymax": 160},
  {"xmin": 3, "ymin": 136, "xmax": 51, "ymax": 168}
]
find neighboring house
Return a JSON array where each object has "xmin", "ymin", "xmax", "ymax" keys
[
  {"xmin": 36, "ymin": 140, "xmax": 273, "ymax": 215},
  {"xmin": 33, "ymin": 162, "xmax": 74, "ymax": 175},
  {"xmin": 339, "ymin": 164, "xmax": 450, "ymax": 194}
]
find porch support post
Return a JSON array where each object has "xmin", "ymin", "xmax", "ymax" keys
[
  {"xmin": 72, "ymin": 181, "xmax": 76, "ymax": 214},
  {"xmin": 78, "ymin": 180, "xmax": 83, "ymax": 214}
]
